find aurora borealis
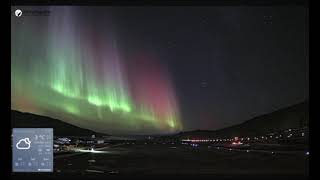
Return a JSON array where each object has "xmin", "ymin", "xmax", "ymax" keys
[
  {"xmin": 11, "ymin": 7, "xmax": 182, "ymax": 134},
  {"xmin": 11, "ymin": 6, "xmax": 308, "ymax": 134}
]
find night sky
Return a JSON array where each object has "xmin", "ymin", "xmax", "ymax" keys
[{"xmin": 11, "ymin": 6, "xmax": 308, "ymax": 135}]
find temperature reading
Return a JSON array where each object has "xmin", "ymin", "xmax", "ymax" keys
[{"xmin": 12, "ymin": 128, "xmax": 53, "ymax": 172}]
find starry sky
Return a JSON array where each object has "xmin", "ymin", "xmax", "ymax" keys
[{"xmin": 11, "ymin": 6, "xmax": 308, "ymax": 135}]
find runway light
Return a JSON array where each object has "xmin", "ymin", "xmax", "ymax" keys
[{"xmin": 76, "ymin": 148, "xmax": 109, "ymax": 154}]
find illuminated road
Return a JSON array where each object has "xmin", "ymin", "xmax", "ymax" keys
[{"xmin": 54, "ymin": 143, "xmax": 127, "ymax": 159}]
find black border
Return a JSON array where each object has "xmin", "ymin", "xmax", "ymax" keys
[
  {"xmin": 11, "ymin": 0, "xmax": 308, "ymax": 6},
  {"xmin": 6, "ymin": 1, "xmax": 310, "ymax": 180}
]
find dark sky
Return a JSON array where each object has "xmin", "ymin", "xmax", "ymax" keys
[
  {"xmin": 12, "ymin": 6, "xmax": 308, "ymax": 134},
  {"xmin": 113, "ymin": 7, "xmax": 308, "ymax": 131}
]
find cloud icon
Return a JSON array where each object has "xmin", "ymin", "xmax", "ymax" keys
[{"xmin": 16, "ymin": 138, "xmax": 31, "ymax": 150}]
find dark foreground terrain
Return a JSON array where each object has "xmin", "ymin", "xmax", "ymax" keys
[{"xmin": 14, "ymin": 143, "xmax": 308, "ymax": 179}]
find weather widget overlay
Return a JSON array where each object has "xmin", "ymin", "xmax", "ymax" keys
[{"xmin": 12, "ymin": 128, "xmax": 53, "ymax": 172}]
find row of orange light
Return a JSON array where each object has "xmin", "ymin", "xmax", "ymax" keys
[
  {"xmin": 181, "ymin": 134, "xmax": 305, "ymax": 142},
  {"xmin": 182, "ymin": 131, "xmax": 307, "ymax": 142},
  {"xmin": 182, "ymin": 137, "xmax": 254, "ymax": 142},
  {"xmin": 231, "ymin": 142, "xmax": 243, "ymax": 145},
  {"xmin": 182, "ymin": 139, "xmax": 232, "ymax": 142}
]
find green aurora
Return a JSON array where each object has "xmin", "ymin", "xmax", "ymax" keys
[{"xmin": 11, "ymin": 7, "xmax": 182, "ymax": 134}]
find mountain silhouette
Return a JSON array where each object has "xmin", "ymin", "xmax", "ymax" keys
[
  {"xmin": 176, "ymin": 101, "xmax": 309, "ymax": 138},
  {"xmin": 11, "ymin": 110, "xmax": 108, "ymax": 137}
]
